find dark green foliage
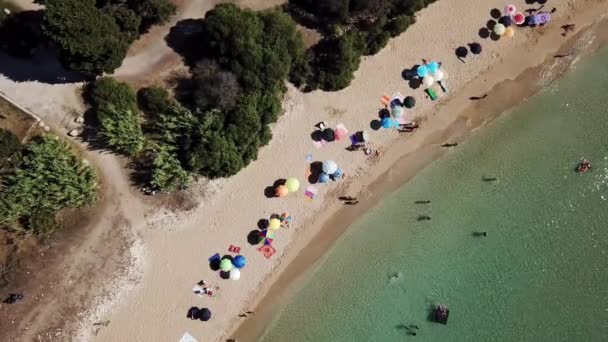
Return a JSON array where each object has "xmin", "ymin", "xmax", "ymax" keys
[
  {"xmin": 187, "ymin": 131, "xmax": 244, "ymax": 178},
  {"xmin": 311, "ymin": 31, "xmax": 364, "ymax": 91},
  {"xmin": 138, "ymin": 86, "xmax": 173, "ymax": 115},
  {"xmin": 192, "ymin": 60, "xmax": 241, "ymax": 112},
  {"xmin": 43, "ymin": 0, "xmax": 132, "ymax": 75},
  {"xmin": 0, "ymin": 129, "xmax": 21, "ymax": 163},
  {"xmin": 0, "ymin": 135, "xmax": 97, "ymax": 228},
  {"xmin": 103, "ymin": 5, "xmax": 141, "ymax": 40},
  {"xmin": 27, "ymin": 210, "xmax": 60, "ymax": 235},
  {"xmin": 386, "ymin": 15, "xmax": 413, "ymax": 37},
  {"xmin": 128, "ymin": 0, "xmax": 177, "ymax": 30},
  {"xmin": 88, "ymin": 78, "xmax": 145, "ymax": 155}
]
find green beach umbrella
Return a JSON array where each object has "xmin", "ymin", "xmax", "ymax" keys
[
  {"xmin": 219, "ymin": 259, "xmax": 233, "ymax": 272},
  {"xmin": 285, "ymin": 177, "xmax": 300, "ymax": 192}
]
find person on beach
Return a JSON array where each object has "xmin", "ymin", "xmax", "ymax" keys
[
  {"xmin": 483, "ymin": 177, "xmax": 497, "ymax": 182},
  {"xmin": 561, "ymin": 24, "xmax": 576, "ymax": 37},
  {"xmin": 418, "ymin": 215, "xmax": 431, "ymax": 221},
  {"xmin": 554, "ymin": 52, "xmax": 574, "ymax": 58},
  {"xmin": 341, "ymin": 196, "xmax": 356, "ymax": 201},
  {"xmin": 3, "ymin": 293, "xmax": 24, "ymax": 304},
  {"xmin": 415, "ymin": 200, "xmax": 431, "ymax": 204},
  {"xmin": 442, "ymin": 142, "xmax": 458, "ymax": 147},
  {"xmin": 345, "ymin": 200, "xmax": 359, "ymax": 205},
  {"xmin": 469, "ymin": 94, "xmax": 488, "ymax": 100}
]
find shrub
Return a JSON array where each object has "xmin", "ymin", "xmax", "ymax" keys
[
  {"xmin": 386, "ymin": 15, "xmax": 413, "ymax": 37},
  {"xmin": 138, "ymin": 86, "xmax": 173, "ymax": 115},
  {"xmin": 98, "ymin": 106, "xmax": 146, "ymax": 155},
  {"xmin": 150, "ymin": 147, "xmax": 190, "ymax": 191},
  {"xmin": 89, "ymin": 77, "xmax": 138, "ymax": 113},
  {"xmin": 0, "ymin": 129, "xmax": 21, "ymax": 163},
  {"xmin": 128, "ymin": 0, "xmax": 177, "ymax": 30},
  {"xmin": 43, "ymin": 0, "xmax": 132, "ymax": 75},
  {"xmin": 192, "ymin": 60, "xmax": 241, "ymax": 111},
  {"xmin": 27, "ymin": 210, "xmax": 60, "ymax": 235},
  {"xmin": 103, "ymin": 5, "xmax": 141, "ymax": 40},
  {"xmin": 0, "ymin": 135, "xmax": 97, "ymax": 226}
]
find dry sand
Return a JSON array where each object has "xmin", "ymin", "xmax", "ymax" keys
[
  {"xmin": 91, "ymin": 1, "xmax": 608, "ymax": 342},
  {"xmin": 1, "ymin": 0, "xmax": 607, "ymax": 341}
]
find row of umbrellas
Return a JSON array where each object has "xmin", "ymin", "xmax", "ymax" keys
[
  {"xmin": 218, "ymin": 255, "xmax": 247, "ymax": 280},
  {"xmin": 416, "ymin": 61, "xmax": 447, "ymax": 88}
]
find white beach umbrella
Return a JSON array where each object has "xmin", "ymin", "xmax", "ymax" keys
[
  {"xmin": 494, "ymin": 23, "xmax": 506, "ymax": 36},
  {"xmin": 230, "ymin": 268, "xmax": 241, "ymax": 280},
  {"xmin": 322, "ymin": 160, "xmax": 338, "ymax": 174},
  {"xmin": 432, "ymin": 70, "xmax": 444, "ymax": 82},
  {"xmin": 422, "ymin": 75, "xmax": 435, "ymax": 88}
]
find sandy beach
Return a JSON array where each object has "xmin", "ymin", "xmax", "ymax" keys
[{"xmin": 2, "ymin": 0, "xmax": 608, "ymax": 341}]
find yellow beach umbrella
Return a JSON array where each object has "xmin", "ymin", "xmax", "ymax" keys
[
  {"xmin": 269, "ymin": 218, "xmax": 281, "ymax": 230},
  {"xmin": 504, "ymin": 27, "xmax": 515, "ymax": 38},
  {"xmin": 285, "ymin": 177, "xmax": 300, "ymax": 192}
]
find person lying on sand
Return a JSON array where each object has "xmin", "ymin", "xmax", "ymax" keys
[
  {"xmin": 442, "ymin": 142, "xmax": 458, "ymax": 147},
  {"xmin": 554, "ymin": 52, "xmax": 574, "ymax": 58},
  {"xmin": 469, "ymin": 94, "xmax": 488, "ymax": 100}
]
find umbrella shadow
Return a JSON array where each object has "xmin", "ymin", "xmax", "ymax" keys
[
  {"xmin": 379, "ymin": 108, "xmax": 390, "ymax": 119},
  {"xmin": 210, "ymin": 258, "xmax": 221, "ymax": 271},
  {"xmin": 486, "ymin": 19, "xmax": 497, "ymax": 30},
  {"xmin": 490, "ymin": 8, "xmax": 502, "ymax": 20},
  {"xmin": 490, "ymin": 32, "xmax": 501, "ymax": 41},
  {"xmin": 479, "ymin": 27, "xmax": 490, "ymax": 39},
  {"xmin": 308, "ymin": 161, "xmax": 323, "ymax": 184},
  {"xmin": 401, "ymin": 64, "xmax": 420, "ymax": 81},
  {"xmin": 310, "ymin": 130, "xmax": 323, "ymax": 142},
  {"xmin": 219, "ymin": 271, "xmax": 231, "ymax": 280},
  {"xmin": 257, "ymin": 219, "xmax": 269, "ymax": 230},
  {"xmin": 408, "ymin": 77, "xmax": 422, "ymax": 89},
  {"xmin": 455, "ymin": 46, "xmax": 468, "ymax": 63},
  {"xmin": 247, "ymin": 230, "xmax": 260, "ymax": 246},
  {"xmin": 370, "ymin": 120, "xmax": 382, "ymax": 131},
  {"xmin": 264, "ymin": 179, "xmax": 286, "ymax": 198},
  {"xmin": 187, "ymin": 307, "xmax": 200, "ymax": 320}
]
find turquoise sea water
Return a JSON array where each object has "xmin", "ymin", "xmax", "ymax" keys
[{"xmin": 261, "ymin": 48, "xmax": 608, "ymax": 341}]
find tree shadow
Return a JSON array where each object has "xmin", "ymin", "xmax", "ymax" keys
[
  {"xmin": 308, "ymin": 161, "xmax": 323, "ymax": 184},
  {"xmin": 479, "ymin": 27, "xmax": 490, "ymax": 39},
  {"xmin": 490, "ymin": 8, "xmax": 501, "ymax": 20},
  {"xmin": 370, "ymin": 120, "xmax": 381, "ymax": 131},
  {"xmin": 264, "ymin": 179, "xmax": 286, "ymax": 198},
  {"xmin": 0, "ymin": 11, "xmax": 89, "ymax": 84},
  {"xmin": 165, "ymin": 18, "xmax": 206, "ymax": 67}
]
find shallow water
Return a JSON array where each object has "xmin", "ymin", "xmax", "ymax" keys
[{"xmin": 261, "ymin": 48, "xmax": 608, "ymax": 341}]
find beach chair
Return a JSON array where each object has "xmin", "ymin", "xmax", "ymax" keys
[{"xmin": 426, "ymin": 88, "xmax": 438, "ymax": 101}]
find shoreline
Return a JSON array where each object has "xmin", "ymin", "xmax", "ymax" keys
[{"xmin": 230, "ymin": 6, "xmax": 608, "ymax": 341}]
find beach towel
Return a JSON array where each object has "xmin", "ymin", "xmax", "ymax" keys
[
  {"xmin": 179, "ymin": 333, "xmax": 198, "ymax": 342},
  {"xmin": 228, "ymin": 245, "xmax": 241, "ymax": 253},
  {"xmin": 305, "ymin": 185, "xmax": 318, "ymax": 200},
  {"xmin": 381, "ymin": 95, "xmax": 390, "ymax": 106},
  {"xmin": 335, "ymin": 123, "xmax": 348, "ymax": 141},
  {"xmin": 258, "ymin": 245, "xmax": 276, "ymax": 259}
]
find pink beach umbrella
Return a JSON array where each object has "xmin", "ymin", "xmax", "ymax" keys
[
  {"xmin": 504, "ymin": 4, "xmax": 516, "ymax": 16},
  {"xmin": 513, "ymin": 12, "xmax": 526, "ymax": 25}
]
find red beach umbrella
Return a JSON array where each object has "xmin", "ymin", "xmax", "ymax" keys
[{"xmin": 513, "ymin": 12, "xmax": 526, "ymax": 25}]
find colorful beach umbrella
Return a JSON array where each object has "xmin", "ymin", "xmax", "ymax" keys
[
  {"xmin": 318, "ymin": 172, "xmax": 330, "ymax": 183},
  {"xmin": 427, "ymin": 61, "xmax": 439, "ymax": 73},
  {"xmin": 504, "ymin": 26, "xmax": 515, "ymax": 38},
  {"xmin": 232, "ymin": 255, "xmax": 246, "ymax": 268},
  {"xmin": 269, "ymin": 218, "xmax": 281, "ymax": 230},
  {"xmin": 322, "ymin": 160, "xmax": 338, "ymax": 174},
  {"xmin": 432, "ymin": 70, "xmax": 444, "ymax": 82},
  {"xmin": 275, "ymin": 185, "xmax": 288, "ymax": 197},
  {"xmin": 333, "ymin": 168, "xmax": 344, "ymax": 179},
  {"xmin": 391, "ymin": 106, "xmax": 404, "ymax": 118},
  {"xmin": 285, "ymin": 177, "xmax": 300, "ymax": 192},
  {"xmin": 259, "ymin": 230, "xmax": 275, "ymax": 245},
  {"xmin": 229, "ymin": 268, "xmax": 241, "ymax": 280},
  {"xmin": 381, "ymin": 117, "xmax": 394, "ymax": 129},
  {"xmin": 403, "ymin": 96, "xmax": 416, "ymax": 108},
  {"xmin": 219, "ymin": 259, "xmax": 233, "ymax": 272},
  {"xmin": 504, "ymin": 4, "xmax": 516, "ymax": 16},
  {"xmin": 416, "ymin": 64, "xmax": 429, "ymax": 78},
  {"xmin": 422, "ymin": 75, "xmax": 435, "ymax": 88},
  {"xmin": 280, "ymin": 213, "xmax": 292, "ymax": 227},
  {"xmin": 494, "ymin": 23, "xmax": 506, "ymax": 36},
  {"xmin": 513, "ymin": 12, "xmax": 526, "ymax": 25}
]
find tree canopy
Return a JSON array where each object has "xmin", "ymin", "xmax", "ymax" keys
[{"xmin": 0, "ymin": 135, "xmax": 97, "ymax": 233}]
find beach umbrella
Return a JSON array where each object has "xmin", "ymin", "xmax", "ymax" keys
[
  {"xmin": 391, "ymin": 106, "xmax": 404, "ymax": 118},
  {"xmin": 499, "ymin": 16, "xmax": 512, "ymax": 27},
  {"xmin": 335, "ymin": 124, "xmax": 348, "ymax": 141},
  {"xmin": 513, "ymin": 12, "xmax": 526, "ymax": 25},
  {"xmin": 322, "ymin": 128, "xmax": 335, "ymax": 142},
  {"xmin": 285, "ymin": 177, "xmax": 300, "ymax": 192},
  {"xmin": 504, "ymin": 4, "xmax": 516, "ymax": 16},
  {"xmin": 432, "ymin": 70, "xmax": 444, "ymax": 82},
  {"xmin": 199, "ymin": 308, "xmax": 212, "ymax": 321},
  {"xmin": 280, "ymin": 213, "xmax": 292, "ymax": 227},
  {"xmin": 361, "ymin": 131, "xmax": 370, "ymax": 142},
  {"xmin": 381, "ymin": 117, "xmax": 394, "ymax": 129},
  {"xmin": 322, "ymin": 160, "xmax": 338, "ymax": 174},
  {"xmin": 416, "ymin": 64, "xmax": 429, "ymax": 78},
  {"xmin": 259, "ymin": 230, "xmax": 275, "ymax": 245},
  {"xmin": 494, "ymin": 23, "xmax": 506, "ymax": 36},
  {"xmin": 233, "ymin": 255, "xmax": 246, "ymax": 269},
  {"xmin": 333, "ymin": 168, "xmax": 344, "ymax": 179},
  {"xmin": 427, "ymin": 61, "xmax": 439, "ymax": 73},
  {"xmin": 269, "ymin": 218, "xmax": 281, "ymax": 230},
  {"xmin": 403, "ymin": 96, "xmax": 416, "ymax": 109},
  {"xmin": 275, "ymin": 185, "xmax": 288, "ymax": 197},
  {"xmin": 469, "ymin": 42, "xmax": 482, "ymax": 55},
  {"xmin": 229, "ymin": 268, "xmax": 241, "ymax": 280},
  {"xmin": 219, "ymin": 259, "xmax": 233, "ymax": 272},
  {"xmin": 504, "ymin": 26, "xmax": 515, "ymax": 38},
  {"xmin": 318, "ymin": 172, "xmax": 330, "ymax": 183},
  {"xmin": 422, "ymin": 75, "xmax": 435, "ymax": 88}
]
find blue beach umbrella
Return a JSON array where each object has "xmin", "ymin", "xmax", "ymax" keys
[
  {"xmin": 318, "ymin": 172, "xmax": 330, "ymax": 183},
  {"xmin": 427, "ymin": 61, "xmax": 439, "ymax": 73},
  {"xmin": 381, "ymin": 117, "xmax": 394, "ymax": 129},
  {"xmin": 333, "ymin": 168, "xmax": 344, "ymax": 179},
  {"xmin": 233, "ymin": 255, "xmax": 246, "ymax": 269},
  {"xmin": 416, "ymin": 65, "xmax": 429, "ymax": 78}
]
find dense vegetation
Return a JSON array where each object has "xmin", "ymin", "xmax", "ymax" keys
[
  {"xmin": 287, "ymin": 0, "xmax": 437, "ymax": 90},
  {"xmin": 42, "ymin": 0, "xmax": 176, "ymax": 75},
  {"xmin": 0, "ymin": 135, "xmax": 97, "ymax": 234},
  {"xmin": 86, "ymin": 4, "xmax": 308, "ymax": 189}
]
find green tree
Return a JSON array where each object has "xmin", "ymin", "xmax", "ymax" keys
[
  {"xmin": 0, "ymin": 135, "xmax": 97, "ymax": 226},
  {"xmin": 89, "ymin": 77, "xmax": 138, "ymax": 113},
  {"xmin": 103, "ymin": 5, "xmax": 141, "ymax": 40},
  {"xmin": 98, "ymin": 106, "xmax": 146, "ymax": 155},
  {"xmin": 128, "ymin": 0, "xmax": 177, "ymax": 29},
  {"xmin": 138, "ymin": 86, "xmax": 174, "ymax": 115},
  {"xmin": 43, "ymin": 0, "xmax": 132, "ymax": 75},
  {"xmin": 150, "ymin": 147, "xmax": 190, "ymax": 191}
]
